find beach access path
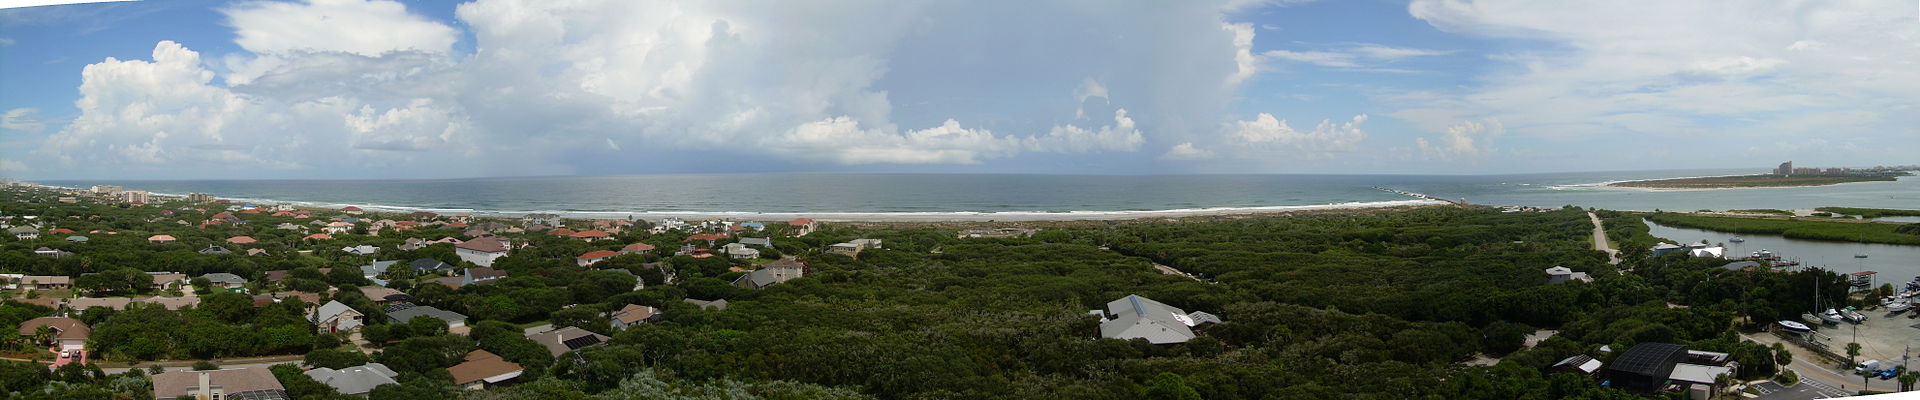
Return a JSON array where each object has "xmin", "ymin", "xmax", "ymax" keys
[{"xmin": 1587, "ymin": 211, "xmax": 1620, "ymax": 265}]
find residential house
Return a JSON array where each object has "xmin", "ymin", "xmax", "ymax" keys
[
  {"xmin": 721, "ymin": 242, "xmax": 759, "ymax": 259},
  {"xmin": 64, "ymin": 236, "xmax": 87, "ymax": 242},
  {"xmin": 786, "ymin": 218, "xmax": 817, "ymax": 236},
  {"xmin": 619, "ymin": 242, "xmax": 655, "ymax": 255},
  {"xmin": 684, "ymin": 298, "xmax": 728, "ymax": 310},
  {"xmin": 388, "ymin": 305, "xmax": 468, "ymax": 331},
  {"xmin": 304, "ymin": 363, "xmax": 399, "ymax": 396},
  {"xmin": 151, "ymin": 367, "xmax": 289, "ymax": 400},
  {"xmin": 20, "ymin": 275, "xmax": 71, "ymax": 290},
  {"xmin": 324, "ymin": 222, "xmax": 355, "ymax": 234},
  {"xmin": 304, "ymin": 233, "xmax": 334, "ymax": 241},
  {"xmin": 310, "ymin": 300, "xmax": 366, "ymax": 333},
  {"xmin": 448, "ymin": 350, "xmax": 522, "ymax": 390},
  {"xmin": 610, "ymin": 304, "xmax": 660, "ymax": 330},
  {"xmin": 226, "ymin": 236, "xmax": 257, "ymax": 245},
  {"xmin": 731, "ymin": 258, "xmax": 805, "ymax": 289},
  {"xmin": 360, "ymin": 260, "xmax": 400, "ymax": 285},
  {"xmin": 548, "ymin": 228, "xmax": 577, "ymax": 237},
  {"xmin": 198, "ymin": 273, "xmax": 248, "ymax": 289},
  {"xmin": 524, "ymin": 213, "xmax": 559, "ymax": 226},
  {"xmin": 1094, "ymin": 294, "xmax": 1222, "ymax": 345},
  {"xmin": 1544, "ymin": 266, "xmax": 1593, "ymax": 284},
  {"xmin": 576, "ymin": 250, "xmax": 620, "ymax": 267},
  {"xmin": 275, "ymin": 222, "xmax": 305, "ymax": 231},
  {"xmin": 687, "ymin": 233, "xmax": 727, "ymax": 246},
  {"xmin": 411, "ymin": 258, "xmax": 455, "ymax": 275},
  {"xmin": 33, "ymin": 247, "xmax": 74, "ymax": 258},
  {"xmin": 247, "ymin": 248, "xmax": 269, "ymax": 257},
  {"xmin": 0, "ymin": 273, "xmax": 20, "ymax": 290},
  {"xmin": 455, "ymin": 237, "xmax": 510, "ymax": 267},
  {"xmin": 359, "ymin": 287, "xmax": 410, "ymax": 304},
  {"xmin": 68, "ymin": 297, "xmax": 132, "ymax": 311},
  {"xmin": 18, "ymin": 317, "xmax": 89, "ymax": 351},
  {"xmin": 526, "ymin": 326, "xmax": 610, "ymax": 357},
  {"xmin": 738, "ymin": 237, "xmax": 773, "ymax": 247},
  {"xmin": 136, "ymin": 296, "xmax": 199, "ymax": 310},
  {"xmin": 148, "ymin": 234, "xmax": 177, "ymax": 243},
  {"xmin": 7, "ymin": 226, "xmax": 37, "ymax": 240},
  {"xmin": 958, "ymin": 228, "xmax": 1037, "ymax": 238},
  {"xmin": 147, "ymin": 272, "xmax": 186, "ymax": 290},
  {"xmin": 570, "ymin": 230, "xmax": 611, "ymax": 241},
  {"xmin": 398, "ymin": 238, "xmax": 427, "ymax": 251},
  {"xmin": 341, "ymin": 206, "xmax": 364, "ymax": 214},
  {"xmin": 341, "ymin": 245, "xmax": 378, "ymax": 256},
  {"xmin": 466, "ymin": 268, "xmax": 506, "ymax": 284},
  {"xmin": 826, "ymin": 238, "xmax": 882, "ymax": 257},
  {"xmin": 199, "ymin": 245, "xmax": 233, "ymax": 255}
]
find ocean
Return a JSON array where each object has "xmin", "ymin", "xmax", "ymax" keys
[{"xmin": 38, "ymin": 169, "xmax": 1920, "ymax": 219}]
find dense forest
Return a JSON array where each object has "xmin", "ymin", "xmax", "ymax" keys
[{"xmin": 0, "ymin": 188, "xmax": 1867, "ymax": 399}]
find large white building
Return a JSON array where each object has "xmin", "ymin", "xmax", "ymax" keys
[{"xmin": 456, "ymin": 237, "xmax": 510, "ymax": 267}]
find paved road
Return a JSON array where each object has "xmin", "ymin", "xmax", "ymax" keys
[
  {"xmin": 1753, "ymin": 380, "xmax": 1855, "ymax": 400},
  {"xmin": 1742, "ymin": 332, "xmax": 1898, "ymax": 394},
  {"xmin": 1586, "ymin": 212, "xmax": 1621, "ymax": 265},
  {"xmin": 96, "ymin": 355, "xmax": 306, "ymax": 374}
]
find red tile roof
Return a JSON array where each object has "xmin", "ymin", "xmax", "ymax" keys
[
  {"xmin": 148, "ymin": 234, "xmax": 177, "ymax": 242},
  {"xmin": 789, "ymin": 218, "xmax": 815, "ymax": 225},
  {"xmin": 570, "ymin": 230, "xmax": 610, "ymax": 238},
  {"xmin": 688, "ymin": 233, "xmax": 727, "ymax": 241},
  {"xmin": 48, "ymin": 228, "xmax": 74, "ymax": 234},
  {"xmin": 577, "ymin": 250, "xmax": 620, "ymax": 260},
  {"xmin": 226, "ymin": 236, "xmax": 257, "ymax": 244},
  {"xmin": 304, "ymin": 233, "xmax": 334, "ymax": 240},
  {"xmin": 341, "ymin": 206, "xmax": 362, "ymax": 211},
  {"xmin": 620, "ymin": 243, "xmax": 656, "ymax": 252},
  {"xmin": 548, "ymin": 228, "xmax": 577, "ymax": 236}
]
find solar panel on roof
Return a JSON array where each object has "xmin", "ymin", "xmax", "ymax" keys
[{"xmin": 562, "ymin": 335, "xmax": 603, "ymax": 350}]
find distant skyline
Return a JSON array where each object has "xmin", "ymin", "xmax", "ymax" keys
[{"xmin": 1, "ymin": 0, "xmax": 1915, "ymax": 180}]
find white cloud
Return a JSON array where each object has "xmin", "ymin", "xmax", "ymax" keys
[
  {"xmin": 221, "ymin": 0, "xmax": 458, "ymax": 56},
  {"xmin": 0, "ymin": 37, "xmax": 14, "ymax": 46},
  {"xmin": 1225, "ymin": 22, "xmax": 1260, "ymax": 84},
  {"xmin": 1349, "ymin": 45, "xmax": 1454, "ymax": 60},
  {"xmin": 1402, "ymin": 0, "xmax": 1920, "ymax": 164},
  {"xmin": 30, "ymin": 0, "xmax": 1263, "ymax": 178},
  {"xmin": 1160, "ymin": 142, "xmax": 1216, "ymax": 160},
  {"xmin": 1261, "ymin": 44, "xmax": 1451, "ymax": 70},
  {"xmin": 1, "ymin": 108, "xmax": 44, "ymax": 132},
  {"xmin": 1229, "ymin": 113, "xmax": 1368, "ymax": 157},
  {"xmin": 1416, "ymin": 118, "xmax": 1501, "ymax": 161},
  {"xmin": 0, "ymin": 160, "xmax": 25, "ymax": 173}
]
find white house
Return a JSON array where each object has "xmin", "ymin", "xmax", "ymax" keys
[
  {"xmin": 455, "ymin": 237, "xmax": 510, "ymax": 267},
  {"xmin": 1094, "ymin": 294, "xmax": 1221, "ymax": 344}
]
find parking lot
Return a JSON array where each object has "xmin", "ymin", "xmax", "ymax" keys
[{"xmin": 1751, "ymin": 380, "xmax": 1854, "ymax": 400}]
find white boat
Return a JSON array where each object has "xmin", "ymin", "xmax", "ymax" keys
[
  {"xmin": 1855, "ymin": 253, "xmax": 1869, "ymax": 258},
  {"xmin": 1729, "ymin": 237, "xmax": 1745, "ymax": 243},
  {"xmin": 1843, "ymin": 308, "xmax": 1868, "ymax": 323},
  {"xmin": 1778, "ymin": 320, "xmax": 1813, "ymax": 332},
  {"xmin": 1822, "ymin": 309, "xmax": 1849, "ymax": 324},
  {"xmin": 1889, "ymin": 303, "xmax": 1913, "ymax": 313}
]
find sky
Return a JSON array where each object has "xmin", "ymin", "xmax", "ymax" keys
[{"xmin": 0, "ymin": 0, "xmax": 1915, "ymax": 180}]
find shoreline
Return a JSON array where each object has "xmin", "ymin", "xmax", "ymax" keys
[
  {"xmin": 1597, "ymin": 174, "xmax": 1901, "ymax": 191},
  {"xmin": 34, "ymin": 184, "xmax": 1452, "ymax": 222}
]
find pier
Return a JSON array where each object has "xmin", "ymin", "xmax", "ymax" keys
[{"xmin": 1372, "ymin": 187, "xmax": 1469, "ymax": 205}]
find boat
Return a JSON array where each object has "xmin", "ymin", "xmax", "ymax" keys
[
  {"xmin": 1855, "ymin": 253, "xmax": 1869, "ymax": 258},
  {"xmin": 1889, "ymin": 303, "xmax": 1913, "ymax": 313},
  {"xmin": 1777, "ymin": 320, "xmax": 1813, "ymax": 332},
  {"xmin": 1729, "ymin": 236, "xmax": 1745, "ymax": 243},
  {"xmin": 1802, "ymin": 313, "xmax": 1827, "ymax": 325},
  {"xmin": 1843, "ymin": 308, "xmax": 1868, "ymax": 323},
  {"xmin": 1820, "ymin": 309, "xmax": 1849, "ymax": 324}
]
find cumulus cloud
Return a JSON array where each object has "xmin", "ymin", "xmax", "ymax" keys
[
  {"xmin": 27, "ymin": 0, "xmax": 1265, "ymax": 178},
  {"xmin": 1229, "ymin": 113, "xmax": 1368, "ymax": 157},
  {"xmin": 1160, "ymin": 142, "xmax": 1216, "ymax": 160},
  {"xmin": 1416, "ymin": 118, "xmax": 1501, "ymax": 161},
  {"xmin": 1401, "ymin": 0, "xmax": 1920, "ymax": 164},
  {"xmin": 221, "ymin": 0, "xmax": 458, "ymax": 56},
  {"xmin": 1, "ymin": 108, "xmax": 44, "ymax": 133}
]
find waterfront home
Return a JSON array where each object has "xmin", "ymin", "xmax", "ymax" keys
[
  {"xmin": 455, "ymin": 237, "xmax": 510, "ymax": 267},
  {"xmin": 147, "ymin": 234, "xmax": 176, "ymax": 243},
  {"xmin": 449, "ymin": 350, "xmax": 522, "ymax": 390},
  {"xmin": 787, "ymin": 218, "xmax": 817, "ymax": 236},
  {"xmin": 341, "ymin": 206, "xmax": 363, "ymax": 214},
  {"xmin": 152, "ymin": 368, "xmax": 288, "ymax": 400},
  {"xmin": 310, "ymin": 300, "xmax": 366, "ymax": 333},
  {"xmin": 18, "ymin": 317, "xmax": 89, "ymax": 351},
  {"xmin": 526, "ymin": 326, "xmax": 610, "ymax": 357},
  {"xmin": 304, "ymin": 363, "xmax": 399, "ymax": 396},
  {"xmin": 721, "ymin": 242, "xmax": 759, "ymax": 259},
  {"xmin": 524, "ymin": 213, "xmax": 559, "ymax": 226},
  {"xmin": 576, "ymin": 250, "xmax": 620, "ymax": 267},
  {"xmin": 826, "ymin": 238, "xmax": 883, "ymax": 257},
  {"xmin": 1094, "ymin": 294, "xmax": 1221, "ymax": 344},
  {"xmin": 610, "ymin": 303, "xmax": 660, "ymax": 330},
  {"xmin": 620, "ymin": 242, "xmax": 655, "ymax": 255}
]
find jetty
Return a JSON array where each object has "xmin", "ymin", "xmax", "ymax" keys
[{"xmin": 1372, "ymin": 187, "xmax": 1469, "ymax": 205}]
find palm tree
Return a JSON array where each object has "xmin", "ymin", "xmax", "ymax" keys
[
  {"xmin": 1847, "ymin": 342, "xmax": 1863, "ymax": 367},
  {"xmin": 31, "ymin": 326, "xmax": 54, "ymax": 347},
  {"xmin": 1899, "ymin": 372, "xmax": 1918, "ymax": 392}
]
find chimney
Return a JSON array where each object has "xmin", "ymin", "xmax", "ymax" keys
[{"xmin": 196, "ymin": 371, "xmax": 212, "ymax": 399}]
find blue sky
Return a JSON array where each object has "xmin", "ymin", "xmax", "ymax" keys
[{"xmin": 2, "ymin": 0, "xmax": 1915, "ymax": 179}]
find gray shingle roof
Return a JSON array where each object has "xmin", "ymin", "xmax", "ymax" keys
[{"xmin": 303, "ymin": 363, "xmax": 398, "ymax": 395}]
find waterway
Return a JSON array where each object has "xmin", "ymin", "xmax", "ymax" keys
[{"xmin": 1644, "ymin": 220, "xmax": 1920, "ymax": 285}]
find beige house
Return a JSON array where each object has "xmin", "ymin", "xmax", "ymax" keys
[
  {"xmin": 151, "ymin": 367, "xmax": 288, "ymax": 400},
  {"xmin": 448, "ymin": 350, "xmax": 522, "ymax": 390}
]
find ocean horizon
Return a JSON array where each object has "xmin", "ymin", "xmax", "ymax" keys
[{"xmin": 32, "ymin": 168, "xmax": 1920, "ymax": 219}]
